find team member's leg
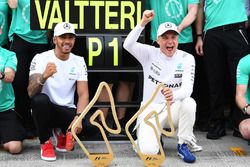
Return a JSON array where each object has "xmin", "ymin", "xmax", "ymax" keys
[
  {"xmin": 239, "ymin": 118, "xmax": 250, "ymax": 139},
  {"xmin": 52, "ymin": 104, "xmax": 76, "ymax": 152},
  {"xmin": 52, "ymin": 105, "xmax": 75, "ymax": 133},
  {"xmin": 224, "ymin": 29, "xmax": 250, "ymax": 134},
  {"xmin": 136, "ymin": 103, "xmax": 179, "ymax": 154},
  {"xmin": 31, "ymin": 93, "xmax": 57, "ymax": 161},
  {"xmin": 3, "ymin": 141, "xmax": 22, "ymax": 154},
  {"xmin": 52, "ymin": 104, "xmax": 100, "ymax": 150},
  {"xmin": 160, "ymin": 98, "xmax": 201, "ymax": 152},
  {"xmin": 0, "ymin": 109, "xmax": 25, "ymax": 154},
  {"xmin": 31, "ymin": 93, "xmax": 53, "ymax": 143},
  {"xmin": 177, "ymin": 97, "xmax": 196, "ymax": 144},
  {"xmin": 10, "ymin": 36, "xmax": 48, "ymax": 138},
  {"xmin": 10, "ymin": 36, "xmax": 31, "ymax": 134},
  {"xmin": 172, "ymin": 98, "xmax": 196, "ymax": 163},
  {"xmin": 116, "ymin": 81, "xmax": 135, "ymax": 132},
  {"xmin": 98, "ymin": 83, "xmax": 114, "ymax": 119},
  {"xmin": 203, "ymin": 30, "xmax": 227, "ymax": 139}
]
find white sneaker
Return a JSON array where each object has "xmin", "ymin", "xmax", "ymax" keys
[{"xmin": 188, "ymin": 135, "xmax": 202, "ymax": 152}]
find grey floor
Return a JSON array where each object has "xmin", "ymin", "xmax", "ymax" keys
[{"xmin": 0, "ymin": 130, "xmax": 250, "ymax": 167}]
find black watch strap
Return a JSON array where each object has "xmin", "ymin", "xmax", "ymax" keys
[
  {"xmin": 242, "ymin": 104, "xmax": 249, "ymax": 114},
  {"xmin": 75, "ymin": 113, "xmax": 81, "ymax": 116},
  {"xmin": 0, "ymin": 72, "xmax": 5, "ymax": 80},
  {"xmin": 196, "ymin": 34, "xmax": 202, "ymax": 37}
]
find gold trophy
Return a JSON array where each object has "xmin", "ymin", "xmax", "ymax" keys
[
  {"xmin": 125, "ymin": 84, "xmax": 175, "ymax": 167},
  {"xmin": 71, "ymin": 82, "xmax": 121, "ymax": 167}
]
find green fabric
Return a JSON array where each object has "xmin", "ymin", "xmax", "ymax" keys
[
  {"xmin": 8, "ymin": 0, "xmax": 48, "ymax": 44},
  {"xmin": 237, "ymin": 54, "xmax": 250, "ymax": 104},
  {"xmin": 204, "ymin": 0, "xmax": 247, "ymax": 31},
  {"xmin": 146, "ymin": 0, "xmax": 199, "ymax": 43},
  {"xmin": 0, "ymin": 47, "xmax": 17, "ymax": 112},
  {"xmin": 0, "ymin": 0, "xmax": 9, "ymax": 46}
]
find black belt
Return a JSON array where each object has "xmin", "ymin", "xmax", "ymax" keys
[{"xmin": 210, "ymin": 22, "xmax": 245, "ymax": 31}]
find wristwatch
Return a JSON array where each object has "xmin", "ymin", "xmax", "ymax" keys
[
  {"xmin": 0, "ymin": 72, "xmax": 5, "ymax": 80},
  {"xmin": 196, "ymin": 34, "xmax": 202, "ymax": 37},
  {"xmin": 242, "ymin": 104, "xmax": 249, "ymax": 114}
]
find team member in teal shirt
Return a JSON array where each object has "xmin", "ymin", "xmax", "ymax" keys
[
  {"xmin": 146, "ymin": 0, "xmax": 199, "ymax": 53},
  {"xmin": 8, "ymin": 0, "xmax": 49, "ymax": 138},
  {"xmin": 195, "ymin": 0, "xmax": 249, "ymax": 139},
  {"xmin": 0, "ymin": 46, "xmax": 25, "ymax": 154},
  {"xmin": 0, "ymin": 0, "xmax": 9, "ymax": 47},
  {"xmin": 236, "ymin": 54, "xmax": 250, "ymax": 141}
]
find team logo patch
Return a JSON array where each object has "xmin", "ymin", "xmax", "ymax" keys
[
  {"xmin": 174, "ymin": 74, "xmax": 182, "ymax": 78},
  {"xmin": 30, "ymin": 61, "xmax": 36, "ymax": 71},
  {"xmin": 164, "ymin": 23, "xmax": 172, "ymax": 28},
  {"xmin": 63, "ymin": 23, "xmax": 71, "ymax": 30}
]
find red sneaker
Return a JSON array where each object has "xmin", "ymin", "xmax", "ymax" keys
[
  {"xmin": 41, "ymin": 139, "xmax": 56, "ymax": 161},
  {"xmin": 52, "ymin": 128, "xmax": 66, "ymax": 152},
  {"xmin": 65, "ymin": 131, "xmax": 74, "ymax": 151}
]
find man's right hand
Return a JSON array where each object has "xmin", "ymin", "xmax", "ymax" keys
[
  {"xmin": 161, "ymin": 87, "xmax": 173, "ymax": 105},
  {"xmin": 43, "ymin": 62, "xmax": 57, "ymax": 79},
  {"xmin": 140, "ymin": 10, "xmax": 154, "ymax": 27},
  {"xmin": 195, "ymin": 37, "xmax": 204, "ymax": 56}
]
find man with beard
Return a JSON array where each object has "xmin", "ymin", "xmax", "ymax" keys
[{"xmin": 27, "ymin": 22, "xmax": 96, "ymax": 161}]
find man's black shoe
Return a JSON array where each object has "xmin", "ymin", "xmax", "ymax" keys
[{"xmin": 206, "ymin": 126, "xmax": 226, "ymax": 140}]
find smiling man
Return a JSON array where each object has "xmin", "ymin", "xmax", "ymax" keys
[
  {"xmin": 123, "ymin": 10, "xmax": 198, "ymax": 163},
  {"xmin": 27, "ymin": 22, "xmax": 97, "ymax": 161}
]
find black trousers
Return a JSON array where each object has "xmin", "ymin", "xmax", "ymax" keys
[
  {"xmin": 203, "ymin": 25, "xmax": 250, "ymax": 129},
  {"xmin": 9, "ymin": 35, "xmax": 48, "ymax": 130},
  {"xmin": 179, "ymin": 43, "xmax": 210, "ymax": 129},
  {"xmin": 31, "ymin": 93, "xmax": 98, "ymax": 144}
]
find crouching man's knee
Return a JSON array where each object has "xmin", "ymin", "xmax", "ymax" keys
[
  {"xmin": 3, "ymin": 141, "xmax": 22, "ymax": 154},
  {"xmin": 182, "ymin": 98, "xmax": 196, "ymax": 110},
  {"xmin": 181, "ymin": 97, "xmax": 196, "ymax": 114},
  {"xmin": 239, "ymin": 119, "xmax": 250, "ymax": 140},
  {"xmin": 139, "ymin": 142, "xmax": 160, "ymax": 155}
]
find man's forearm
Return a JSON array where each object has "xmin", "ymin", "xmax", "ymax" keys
[
  {"xmin": 27, "ymin": 73, "xmax": 46, "ymax": 98},
  {"xmin": 178, "ymin": 4, "xmax": 198, "ymax": 32},
  {"xmin": 236, "ymin": 95, "xmax": 248, "ymax": 111},
  {"xmin": 195, "ymin": 0, "xmax": 204, "ymax": 35},
  {"xmin": 8, "ymin": 0, "xmax": 18, "ymax": 8},
  {"xmin": 0, "ymin": 69, "xmax": 15, "ymax": 83},
  {"xmin": 76, "ymin": 96, "xmax": 89, "ymax": 114}
]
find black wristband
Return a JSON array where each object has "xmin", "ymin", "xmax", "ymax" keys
[
  {"xmin": 196, "ymin": 34, "xmax": 202, "ymax": 37},
  {"xmin": 0, "ymin": 72, "xmax": 5, "ymax": 80},
  {"xmin": 75, "ymin": 113, "xmax": 81, "ymax": 116}
]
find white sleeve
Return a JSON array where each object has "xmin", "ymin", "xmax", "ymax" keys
[
  {"xmin": 77, "ymin": 57, "xmax": 88, "ymax": 81},
  {"xmin": 29, "ymin": 54, "xmax": 44, "ymax": 75},
  {"xmin": 123, "ymin": 25, "xmax": 154, "ymax": 65},
  {"xmin": 173, "ymin": 55, "xmax": 195, "ymax": 101}
]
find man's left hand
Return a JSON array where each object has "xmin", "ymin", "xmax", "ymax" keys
[{"xmin": 68, "ymin": 116, "xmax": 83, "ymax": 134}]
